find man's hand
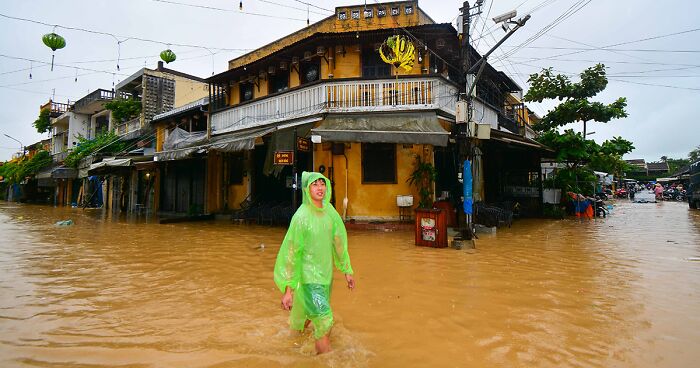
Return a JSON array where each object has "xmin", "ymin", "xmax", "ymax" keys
[
  {"xmin": 281, "ymin": 288, "xmax": 293, "ymax": 311},
  {"xmin": 345, "ymin": 274, "xmax": 355, "ymax": 290}
]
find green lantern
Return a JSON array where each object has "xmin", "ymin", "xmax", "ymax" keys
[
  {"xmin": 42, "ymin": 32, "xmax": 66, "ymax": 71},
  {"xmin": 160, "ymin": 49, "xmax": 176, "ymax": 64}
]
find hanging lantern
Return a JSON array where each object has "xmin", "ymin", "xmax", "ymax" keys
[
  {"xmin": 379, "ymin": 35, "xmax": 416, "ymax": 72},
  {"xmin": 42, "ymin": 32, "xmax": 66, "ymax": 71},
  {"xmin": 160, "ymin": 49, "xmax": 177, "ymax": 64}
]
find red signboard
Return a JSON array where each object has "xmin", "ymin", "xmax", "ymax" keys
[
  {"xmin": 274, "ymin": 151, "xmax": 294, "ymax": 165},
  {"xmin": 297, "ymin": 137, "xmax": 310, "ymax": 152}
]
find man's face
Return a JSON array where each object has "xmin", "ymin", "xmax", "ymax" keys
[{"xmin": 309, "ymin": 178, "xmax": 327, "ymax": 203}]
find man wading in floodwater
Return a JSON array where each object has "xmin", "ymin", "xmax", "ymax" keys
[{"xmin": 274, "ymin": 171, "xmax": 355, "ymax": 354}]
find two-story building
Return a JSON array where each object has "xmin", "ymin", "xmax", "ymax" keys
[{"xmin": 153, "ymin": 0, "xmax": 549, "ymax": 221}]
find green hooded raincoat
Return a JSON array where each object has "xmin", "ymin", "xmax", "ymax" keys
[{"xmin": 273, "ymin": 171, "xmax": 353, "ymax": 339}]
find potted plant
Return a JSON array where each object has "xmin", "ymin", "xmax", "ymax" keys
[{"xmin": 407, "ymin": 154, "xmax": 437, "ymax": 209}]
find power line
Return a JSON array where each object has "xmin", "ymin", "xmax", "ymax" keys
[
  {"xmin": 0, "ymin": 12, "xmax": 250, "ymax": 52},
  {"xmin": 289, "ymin": 0, "xmax": 333, "ymax": 13},
  {"xmin": 257, "ymin": 0, "xmax": 331, "ymax": 16},
  {"xmin": 504, "ymin": 46, "xmax": 700, "ymax": 53},
  {"xmin": 151, "ymin": 0, "xmax": 310, "ymax": 21}
]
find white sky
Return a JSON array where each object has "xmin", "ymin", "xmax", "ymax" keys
[{"xmin": 1, "ymin": 0, "xmax": 699, "ymax": 162}]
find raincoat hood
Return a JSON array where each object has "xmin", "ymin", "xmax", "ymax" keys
[{"xmin": 301, "ymin": 171, "xmax": 332, "ymax": 209}]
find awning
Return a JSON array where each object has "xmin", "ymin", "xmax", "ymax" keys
[
  {"xmin": 87, "ymin": 157, "xmax": 132, "ymax": 175},
  {"xmin": 490, "ymin": 130, "xmax": 553, "ymax": 153},
  {"xmin": 311, "ymin": 112, "xmax": 449, "ymax": 146},
  {"xmin": 155, "ymin": 126, "xmax": 277, "ymax": 161},
  {"xmin": 37, "ymin": 166, "xmax": 77, "ymax": 180}
]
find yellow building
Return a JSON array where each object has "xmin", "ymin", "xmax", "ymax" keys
[{"xmin": 155, "ymin": 0, "xmax": 549, "ymax": 221}]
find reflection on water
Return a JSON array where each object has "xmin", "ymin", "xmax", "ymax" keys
[{"xmin": 1, "ymin": 200, "xmax": 699, "ymax": 367}]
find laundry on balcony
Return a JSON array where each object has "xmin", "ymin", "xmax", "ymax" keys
[{"xmin": 311, "ymin": 112, "xmax": 449, "ymax": 146}]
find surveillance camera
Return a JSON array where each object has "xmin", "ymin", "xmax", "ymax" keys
[{"xmin": 492, "ymin": 10, "xmax": 517, "ymax": 24}]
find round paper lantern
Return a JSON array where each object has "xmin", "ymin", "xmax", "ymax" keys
[{"xmin": 160, "ymin": 49, "xmax": 177, "ymax": 64}]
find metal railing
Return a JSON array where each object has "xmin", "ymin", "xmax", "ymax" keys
[
  {"xmin": 211, "ymin": 77, "xmax": 458, "ymax": 133},
  {"xmin": 73, "ymin": 89, "xmax": 115, "ymax": 112}
]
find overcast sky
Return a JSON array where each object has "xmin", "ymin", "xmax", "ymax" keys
[{"xmin": 1, "ymin": 0, "xmax": 698, "ymax": 162}]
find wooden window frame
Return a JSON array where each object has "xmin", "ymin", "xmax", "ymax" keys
[{"xmin": 361, "ymin": 143, "xmax": 397, "ymax": 184}]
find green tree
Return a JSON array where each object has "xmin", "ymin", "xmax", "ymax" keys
[
  {"xmin": 64, "ymin": 131, "xmax": 130, "ymax": 168},
  {"xmin": 689, "ymin": 146, "xmax": 700, "ymax": 162},
  {"xmin": 32, "ymin": 108, "xmax": 51, "ymax": 134},
  {"xmin": 525, "ymin": 64, "xmax": 628, "ymax": 135},
  {"xmin": 104, "ymin": 98, "xmax": 141, "ymax": 122},
  {"xmin": 0, "ymin": 150, "xmax": 52, "ymax": 184}
]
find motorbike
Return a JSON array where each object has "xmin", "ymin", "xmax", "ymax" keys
[{"xmin": 614, "ymin": 188, "xmax": 628, "ymax": 198}]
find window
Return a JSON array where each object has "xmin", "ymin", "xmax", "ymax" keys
[
  {"xmin": 239, "ymin": 82, "xmax": 253, "ymax": 102},
  {"xmin": 362, "ymin": 45, "xmax": 391, "ymax": 78},
  {"xmin": 300, "ymin": 61, "xmax": 320, "ymax": 85},
  {"xmin": 269, "ymin": 71, "xmax": 289, "ymax": 94},
  {"xmin": 362, "ymin": 143, "xmax": 396, "ymax": 183}
]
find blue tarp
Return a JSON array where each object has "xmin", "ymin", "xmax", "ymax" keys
[{"xmin": 463, "ymin": 160, "xmax": 473, "ymax": 215}]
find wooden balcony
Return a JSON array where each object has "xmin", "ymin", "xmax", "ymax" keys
[{"xmin": 211, "ymin": 76, "xmax": 459, "ymax": 134}]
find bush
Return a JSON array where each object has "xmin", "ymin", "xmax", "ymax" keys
[
  {"xmin": 64, "ymin": 131, "xmax": 130, "ymax": 168},
  {"xmin": 0, "ymin": 150, "xmax": 52, "ymax": 184},
  {"xmin": 105, "ymin": 98, "xmax": 141, "ymax": 122},
  {"xmin": 33, "ymin": 108, "xmax": 51, "ymax": 134}
]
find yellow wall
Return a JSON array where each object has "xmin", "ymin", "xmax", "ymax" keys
[
  {"xmin": 313, "ymin": 140, "xmax": 433, "ymax": 220},
  {"xmin": 332, "ymin": 45, "xmax": 361, "ymax": 78},
  {"xmin": 155, "ymin": 124, "xmax": 165, "ymax": 152},
  {"xmin": 228, "ymin": 1, "xmax": 430, "ymax": 70},
  {"xmin": 227, "ymin": 177, "xmax": 249, "ymax": 210},
  {"xmin": 147, "ymin": 70, "xmax": 209, "ymax": 108}
]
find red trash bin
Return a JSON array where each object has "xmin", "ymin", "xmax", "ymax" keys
[{"xmin": 414, "ymin": 208, "xmax": 447, "ymax": 248}]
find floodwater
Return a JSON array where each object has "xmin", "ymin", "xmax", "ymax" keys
[{"xmin": 1, "ymin": 200, "xmax": 699, "ymax": 368}]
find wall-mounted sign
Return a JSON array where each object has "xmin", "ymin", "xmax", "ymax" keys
[
  {"xmin": 337, "ymin": 11, "xmax": 347, "ymax": 20},
  {"xmin": 391, "ymin": 7, "xmax": 400, "ymax": 16},
  {"xmin": 274, "ymin": 151, "xmax": 294, "ymax": 165},
  {"xmin": 297, "ymin": 137, "xmax": 310, "ymax": 152},
  {"xmin": 377, "ymin": 8, "xmax": 386, "ymax": 17},
  {"xmin": 351, "ymin": 10, "xmax": 360, "ymax": 19}
]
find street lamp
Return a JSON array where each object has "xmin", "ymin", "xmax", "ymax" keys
[{"xmin": 3, "ymin": 134, "xmax": 24, "ymax": 157}]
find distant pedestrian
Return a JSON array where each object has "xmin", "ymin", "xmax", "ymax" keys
[{"xmin": 273, "ymin": 171, "xmax": 355, "ymax": 354}]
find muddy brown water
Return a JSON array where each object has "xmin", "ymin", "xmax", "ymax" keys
[{"xmin": 1, "ymin": 200, "xmax": 699, "ymax": 367}]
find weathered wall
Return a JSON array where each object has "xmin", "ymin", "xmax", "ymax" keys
[
  {"xmin": 313, "ymin": 140, "xmax": 432, "ymax": 220},
  {"xmin": 228, "ymin": 1, "xmax": 430, "ymax": 69}
]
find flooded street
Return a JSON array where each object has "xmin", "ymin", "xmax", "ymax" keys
[{"xmin": 1, "ymin": 200, "xmax": 699, "ymax": 367}]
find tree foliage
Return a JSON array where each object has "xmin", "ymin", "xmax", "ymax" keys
[
  {"xmin": 104, "ymin": 98, "xmax": 141, "ymax": 122},
  {"xmin": 525, "ymin": 64, "xmax": 628, "ymax": 132},
  {"xmin": 64, "ymin": 131, "xmax": 130, "ymax": 168},
  {"xmin": 33, "ymin": 108, "xmax": 51, "ymax": 134},
  {"xmin": 689, "ymin": 145, "xmax": 700, "ymax": 162},
  {"xmin": 0, "ymin": 150, "xmax": 52, "ymax": 184}
]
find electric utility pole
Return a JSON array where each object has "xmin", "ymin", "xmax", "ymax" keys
[{"xmin": 455, "ymin": 2, "xmax": 530, "ymax": 242}]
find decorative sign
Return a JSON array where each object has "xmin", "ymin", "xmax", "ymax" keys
[
  {"xmin": 377, "ymin": 8, "xmax": 386, "ymax": 17},
  {"xmin": 274, "ymin": 151, "xmax": 294, "ymax": 165},
  {"xmin": 391, "ymin": 7, "xmax": 400, "ymax": 16},
  {"xmin": 379, "ymin": 35, "xmax": 416, "ymax": 72},
  {"xmin": 364, "ymin": 8, "xmax": 373, "ymax": 18},
  {"xmin": 351, "ymin": 10, "xmax": 360, "ymax": 19},
  {"xmin": 405, "ymin": 5, "xmax": 414, "ymax": 15},
  {"xmin": 337, "ymin": 11, "xmax": 347, "ymax": 20},
  {"xmin": 297, "ymin": 137, "xmax": 310, "ymax": 152}
]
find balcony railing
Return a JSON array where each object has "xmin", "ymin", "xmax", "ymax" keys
[
  {"xmin": 73, "ymin": 89, "xmax": 115, "ymax": 112},
  {"xmin": 211, "ymin": 77, "xmax": 458, "ymax": 134},
  {"xmin": 116, "ymin": 116, "xmax": 142, "ymax": 136},
  {"xmin": 52, "ymin": 150, "xmax": 69, "ymax": 163}
]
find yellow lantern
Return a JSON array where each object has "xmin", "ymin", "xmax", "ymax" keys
[{"xmin": 379, "ymin": 35, "xmax": 415, "ymax": 72}]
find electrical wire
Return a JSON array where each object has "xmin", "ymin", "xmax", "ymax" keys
[
  {"xmin": 258, "ymin": 0, "xmax": 331, "ymax": 16},
  {"xmin": 0, "ymin": 12, "xmax": 250, "ymax": 52},
  {"xmin": 151, "ymin": 0, "xmax": 309, "ymax": 21}
]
